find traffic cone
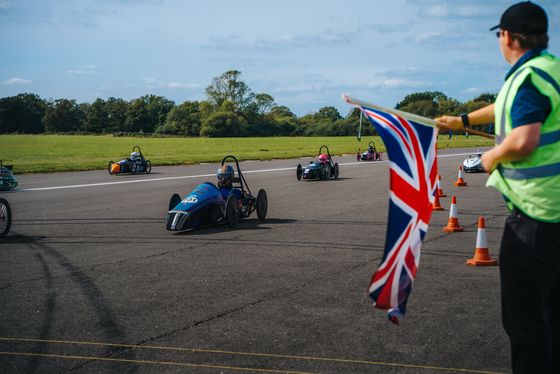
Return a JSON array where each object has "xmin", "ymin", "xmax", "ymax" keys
[
  {"xmin": 467, "ymin": 218, "xmax": 498, "ymax": 266},
  {"xmin": 437, "ymin": 175, "xmax": 446, "ymax": 197},
  {"xmin": 443, "ymin": 196, "xmax": 463, "ymax": 232},
  {"xmin": 454, "ymin": 166, "xmax": 467, "ymax": 186},
  {"xmin": 433, "ymin": 192, "xmax": 444, "ymax": 211}
]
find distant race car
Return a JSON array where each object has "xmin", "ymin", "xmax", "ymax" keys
[
  {"xmin": 463, "ymin": 149, "xmax": 484, "ymax": 172},
  {"xmin": 296, "ymin": 145, "xmax": 339, "ymax": 181},
  {"xmin": 357, "ymin": 141, "xmax": 383, "ymax": 161},
  {"xmin": 108, "ymin": 146, "xmax": 152, "ymax": 175},
  {"xmin": 0, "ymin": 160, "xmax": 18, "ymax": 191},
  {"xmin": 166, "ymin": 155, "xmax": 268, "ymax": 232},
  {"xmin": 0, "ymin": 198, "xmax": 12, "ymax": 238}
]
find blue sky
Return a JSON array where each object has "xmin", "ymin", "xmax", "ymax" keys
[{"xmin": 1, "ymin": 0, "xmax": 559, "ymax": 117}]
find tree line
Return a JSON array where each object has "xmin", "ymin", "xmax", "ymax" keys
[{"xmin": 0, "ymin": 70, "xmax": 496, "ymax": 137}]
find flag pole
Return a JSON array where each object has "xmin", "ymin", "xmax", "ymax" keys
[{"xmin": 357, "ymin": 110, "xmax": 362, "ymax": 154}]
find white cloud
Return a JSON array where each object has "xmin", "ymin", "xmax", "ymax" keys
[
  {"xmin": 0, "ymin": 1, "xmax": 11, "ymax": 10},
  {"xmin": 464, "ymin": 87, "xmax": 478, "ymax": 93},
  {"xmin": 3, "ymin": 78, "xmax": 31, "ymax": 85},
  {"xmin": 168, "ymin": 82, "xmax": 199, "ymax": 89},
  {"xmin": 142, "ymin": 77, "xmax": 155, "ymax": 83}
]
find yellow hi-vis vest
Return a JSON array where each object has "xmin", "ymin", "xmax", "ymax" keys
[{"xmin": 487, "ymin": 53, "xmax": 560, "ymax": 222}]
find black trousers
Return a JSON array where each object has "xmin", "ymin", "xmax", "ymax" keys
[{"xmin": 500, "ymin": 207, "xmax": 560, "ymax": 373}]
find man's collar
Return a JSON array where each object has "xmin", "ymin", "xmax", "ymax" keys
[{"xmin": 506, "ymin": 47, "xmax": 547, "ymax": 80}]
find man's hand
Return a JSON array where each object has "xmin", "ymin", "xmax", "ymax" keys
[{"xmin": 434, "ymin": 115, "xmax": 463, "ymax": 131}]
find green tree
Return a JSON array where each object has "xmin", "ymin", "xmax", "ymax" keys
[
  {"xmin": 473, "ymin": 92, "xmax": 497, "ymax": 103},
  {"xmin": 85, "ymin": 98, "xmax": 107, "ymax": 133},
  {"xmin": 205, "ymin": 70, "xmax": 254, "ymax": 109},
  {"xmin": 125, "ymin": 95, "xmax": 174, "ymax": 133},
  {"xmin": 399, "ymin": 100, "xmax": 438, "ymax": 118},
  {"xmin": 42, "ymin": 99, "xmax": 81, "ymax": 133},
  {"xmin": 0, "ymin": 93, "xmax": 46, "ymax": 134},
  {"xmin": 158, "ymin": 100, "xmax": 201, "ymax": 136},
  {"xmin": 199, "ymin": 112, "xmax": 248, "ymax": 137},
  {"xmin": 397, "ymin": 91, "xmax": 448, "ymax": 109},
  {"xmin": 270, "ymin": 105, "xmax": 296, "ymax": 119},
  {"xmin": 315, "ymin": 106, "xmax": 342, "ymax": 122}
]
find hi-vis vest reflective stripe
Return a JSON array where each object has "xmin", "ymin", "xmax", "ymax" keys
[{"xmin": 487, "ymin": 53, "xmax": 560, "ymax": 222}]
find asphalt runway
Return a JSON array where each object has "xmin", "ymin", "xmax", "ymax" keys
[{"xmin": 0, "ymin": 146, "xmax": 511, "ymax": 374}]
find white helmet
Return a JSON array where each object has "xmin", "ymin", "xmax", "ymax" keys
[{"xmin": 131, "ymin": 152, "xmax": 139, "ymax": 160}]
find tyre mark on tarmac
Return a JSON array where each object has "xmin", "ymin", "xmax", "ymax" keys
[{"xmin": 0, "ymin": 339, "xmax": 505, "ymax": 374}]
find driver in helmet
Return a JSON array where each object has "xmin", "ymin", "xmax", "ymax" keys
[
  {"xmin": 367, "ymin": 145, "xmax": 374, "ymax": 154},
  {"xmin": 318, "ymin": 154, "xmax": 327, "ymax": 164},
  {"xmin": 475, "ymin": 149, "xmax": 482, "ymax": 158},
  {"xmin": 217, "ymin": 165, "xmax": 242, "ymax": 199}
]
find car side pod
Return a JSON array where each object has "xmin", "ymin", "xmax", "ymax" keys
[
  {"xmin": 466, "ymin": 217, "xmax": 498, "ymax": 266},
  {"xmin": 454, "ymin": 166, "xmax": 467, "ymax": 187},
  {"xmin": 443, "ymin": 196, "xmax": 463, "ymax": 232}
]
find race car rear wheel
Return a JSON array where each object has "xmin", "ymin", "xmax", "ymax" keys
[
  {"xmin": 226, "ymin": 195, "xmax": 240, "ymax": 228},
  {"xmin": 378, "ymin": 152, "xmax": 383, "ymax": 161},
  {"xmin": 333, "ymin": 163, "xmax": 339, "ymax": 179},
  {"xmin": 0, "ymin": 198, "xmax": 12, "ymax": 238},
  {"xmin": 169, "ymin": 193, "xmax": 182, "ymax": 211},
  {"xmin": 296, "ymin": 164, "xmax": 302, "ymax": 181},
  {"xmin": 131, "ymin": 161, "xmax": 138, "ymax": 175},
  {"xmin": 256, "ymin": 189, "xmax": 268, "ymax": 221},
  {"xmin": 145, "ymin": 160, "xmax": 152, "ymax": 174},
  {"xmin": 323, "ymin": 164, "xmax": 330, "ymax": 180},
  {"xmin": 108, "ymin": 161, "xmax": 114, "ymax": 175},
  {"xmin": 356, "ymin": 153, "xmax": 360, "ymax": 162}
]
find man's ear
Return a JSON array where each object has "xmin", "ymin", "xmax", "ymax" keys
[{"xmin": 503, "ymin": 30, "xmax": 518, "ymax": 49}]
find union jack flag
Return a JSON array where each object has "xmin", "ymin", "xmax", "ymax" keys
[{"xmin": 343, "ymin": 95, "xmax": 438, "ymax": 325}]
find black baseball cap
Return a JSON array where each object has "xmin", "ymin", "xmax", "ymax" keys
[{"xmin": 490, "ymin": 1, "xmax": 547, "ymax": 35}]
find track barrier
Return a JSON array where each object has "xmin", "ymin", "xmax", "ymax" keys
[{"xmin": 467, "ymin": 217, "xmax": 498, "ymax": 266}]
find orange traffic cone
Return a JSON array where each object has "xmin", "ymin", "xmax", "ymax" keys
[
  {"xmin": 437, "ymin": 175, "xmax": 446, "ymax": 197},
  {"xmin": 455, "ymin": 166, "xmax": 467, "ymax": 186},
  {"xmin": 443, "ymin": 196, "xmax": 463, "ymax": 232},
  {"xmin": 433, "ymin": 192, "xmax": 444, "ymax": 211},
  {"xmin": 467, "ymin": 218, "xmax": 498, "ymax": 266}
]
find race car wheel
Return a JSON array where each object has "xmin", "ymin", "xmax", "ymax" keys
[
  {"xmin": 378, "ymin": 152, "xmax": 383, "ymax": 161},
  {"xmin": 256, "ymin": 189, "xmax": 268, "ymax": 221},
  {"xmin": 356, "ymin": 153, "xmax": 360, "ymax": 162},
  {"xmin": 296, "ymin": 164, "xmax": 302, "ymax": 181},
  {"xmin": 334, "ymin": 163, "xmax": 339, "ymax": 179},
  {"xmin": 169, "ymin": 193, "xmax": 182, "ymax": 211},
  {"xmin": 0, "ymin": 198, "xmax": 12, "ymax": 238},
  {"xmin": 130, "ymin": 161, "xmax": 138, "ymax": 175},
  {"xmin": 323, "ymin": 164, "xmax": 330, "ymax": 180},
  {"xmin": 108, "ymin": 161, "xmax": 114, "ymax": 175},
  {"xmin": 145, "ymin": 160, "xmax": 152, "ymax": 174},
  {"xmin": 226, "ymin": 195, "xmax": 240, "ymax": 228}
]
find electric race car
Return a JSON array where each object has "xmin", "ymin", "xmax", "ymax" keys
[
  {"xmin": 166, "ymin": 155, "xmax": 268, "ymax": 232},
  {"xmin": 296, "ymin": 146, "xmax": 339, "ymax": 181},
  {"xmin": 357, "ymin": 141, "xmax": 383, "ymax": 161},
  {"xmin": 0, "ymin": 198, "xmax": 12, "ymax": 238},
  {"xmin": 463, "ymin": 149, "xmax": 484, "ymax": 172},
  {"xmin": 108, "ymin": 146, "xmax": 152, "ymax": 175},
  {"xmin": 0, "ymin": 160, "xmax": 18, "ymax": 191}
]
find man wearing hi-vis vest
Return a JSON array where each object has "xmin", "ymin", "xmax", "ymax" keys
[{"xmin": 436, "ymin": 2, "xmax": 559, "ymax": 372}]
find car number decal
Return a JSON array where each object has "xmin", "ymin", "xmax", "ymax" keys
[
  {"xmin": 184, "ymin": 196, "xmax": 198, "ymax": 204},
  {"xmin": 304, "ymin": 169, "xmax": 309, "ymax": 173}
]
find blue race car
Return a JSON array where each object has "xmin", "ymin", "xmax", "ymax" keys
[
  {"xmin": 166, "ymin": 155, "xmax": 268, "ymax": 231},
  {"xmin": 0, "ymin": 160, "xmax": 18, "ymax": 191},
  {"xmin": 296, "ymin": 145, "xmax": 339, "ymax": 181}
]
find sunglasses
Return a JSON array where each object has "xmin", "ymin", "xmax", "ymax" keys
[{"xmin": 496, "ymin": 31, "xmax": 501, "ymax": 38}]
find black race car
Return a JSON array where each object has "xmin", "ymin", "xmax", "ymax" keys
[
  {"xmin": 0, "ymin": 198, "xmax": 11, "ymax": 238},
  {"xmin": 296, "ymin": 145, "xmax": 339, "ymax": 181},
  {"xmin": 166, "ymin": 155, "xmax": 268, "ymax": 231},
  {"xmin": 357, "ymin": 141, "xmax": 382, "ymax": 161},
  {"xmin": 108, "ymin": 146, "xmax": 152, "ymax": 175}
]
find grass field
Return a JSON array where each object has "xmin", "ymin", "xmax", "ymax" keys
[{"xmin": 0, "ymin": 134, "xmax": 494, "ymax": 174}]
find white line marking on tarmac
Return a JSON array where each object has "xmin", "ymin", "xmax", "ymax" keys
[{"xmin": 2, "ymin": 151, "xmax": 479, "ymax": 193}]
